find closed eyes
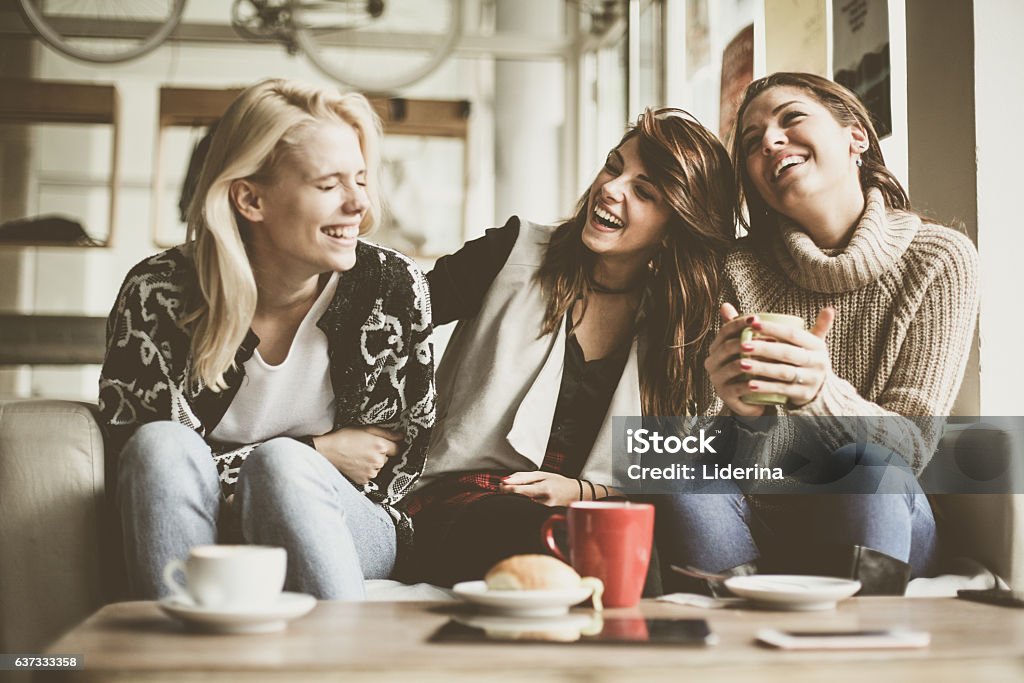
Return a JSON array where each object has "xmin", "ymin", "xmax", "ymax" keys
[{"xmin": 317, "ymin": 177, "xmax": 367, "ymax": 192}]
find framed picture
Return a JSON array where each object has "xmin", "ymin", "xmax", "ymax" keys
[{"xmin": 833, "ymin": 0, "xmax": 892, "ymax": 137}]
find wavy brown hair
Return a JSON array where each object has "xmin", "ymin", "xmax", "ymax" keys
[
  {"xmin": 731, "ymin": 72, "xmax": 909, "ymax": 240},
  {"xmin": 537, "ymin": 109, "xmax": 737, "ymax": 416}
]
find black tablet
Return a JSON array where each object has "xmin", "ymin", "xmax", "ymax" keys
[{"xmin": 430, "ymin": 616, "xmax": 715, "ymax": 646}]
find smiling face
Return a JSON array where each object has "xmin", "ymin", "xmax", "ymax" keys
[
  {"xmin": 581, "ymin": 136, "xmax": 673, "ymax": 269},
  {"xmin": 237, "ymin": 120, "xmax": 368, "ymax": 279},
  {"xmin": 738, "ymin": 85, "xmax": 867, "ymax": 227}
]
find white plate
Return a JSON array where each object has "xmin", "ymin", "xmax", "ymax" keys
[
  {"xmin": 451, "ymin": 581, "xmax": 593, "ymax": 617},
  {"xmin": 454, "ymin": 612, "xmax": 597, "ymax": 634},
  {"xmin": 724, "ymin": 575, "xmax": 862, "ymax": 611},
  {"xmin": 158, "ymin": 592, "xmax": 317, "ymax": 633}
]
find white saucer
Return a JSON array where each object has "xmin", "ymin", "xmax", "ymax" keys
[
  {"xmin": 158, "ymin": 592, "xmax": 317, "ymax": 633},
  {"xmin": 451, "ymin": 581, "xmax": 593, "ymax": 617},
  {"xmin": 724, "ymin": 575, "xmax": 862, "ymax": 611},
  {"xmin": 453, "ymin": 612, "xmax": 597, "ymax": 633},
  {"xmin": 452, "ymin": 612, "xmax": 598, "ymax": 642}
]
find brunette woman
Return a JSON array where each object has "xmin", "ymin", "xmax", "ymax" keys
[
  {"xmin": 659, "ymin": 73, "xmax": 979, "ymax": 590},
  {"xmin": 406, "ymin": 109, "xmax": 737, "ymax": 586}
]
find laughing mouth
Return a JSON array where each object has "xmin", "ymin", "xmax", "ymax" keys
[
  {"xmin": 321, "ymin": 225, "xmax": 359, "ymax": 239},
  {"xmin": 593, "ymin": 205, "xmax": 624, "ymax": 229},
  {"xmin": 773, "ymin": 155, "xmax": 806, "ymax": 180}
]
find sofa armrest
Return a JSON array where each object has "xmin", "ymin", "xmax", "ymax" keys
[
  {"xmin": 0, "ymin": 400, "xmax": 106, "ymax": 653},
  {"xmin": 926, "ymin": 420, "xmax": 1024, "ymax": 590}
]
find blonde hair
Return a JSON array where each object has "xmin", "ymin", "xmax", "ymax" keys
[
  {"xmin": 183, "ymin": 78, "xmax": 383, "ymax": 390},
  {"xmin": 537, "ymin": 109, "xmax": 737, "ymax": 416}
]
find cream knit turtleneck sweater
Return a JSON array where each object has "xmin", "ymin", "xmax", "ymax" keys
[{"xmin": 713, "ymin": 188, "xmax": 979, "ymax": 474}]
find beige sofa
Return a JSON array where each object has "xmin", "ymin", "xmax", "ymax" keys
[{"xmin": 1, "ymin": 399, "xmax": 1022, "ymax": 653}]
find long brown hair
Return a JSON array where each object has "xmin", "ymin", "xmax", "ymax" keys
[
  {"xmin": 537, "ymin": 109, "xmax": 737, "ymax": 416},
  {"xmin": 731, "ymin": 72, "xmax": 909, "ymax": 239}
]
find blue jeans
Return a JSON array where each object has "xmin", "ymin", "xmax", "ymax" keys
[
  {"xmin": 118, "ymin": 421, "xmax": 396, "ymax": 600},
  {"xmin": 655, "ymin": 443, "xmax": 938, "ymax": 579}
]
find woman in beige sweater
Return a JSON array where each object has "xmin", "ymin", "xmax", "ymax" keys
[{"xmin": 659, "ymin": 73, "xmax": 979, "ymax": 592}]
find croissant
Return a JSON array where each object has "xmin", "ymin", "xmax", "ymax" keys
[{"xmin": 484, "ymin": 554, "xmax": 604, "ymax": 610}]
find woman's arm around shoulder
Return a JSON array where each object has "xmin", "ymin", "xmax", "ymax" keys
[{"xmin": 427, "ymin": 216, "xmax": 521, "ymax": 325}]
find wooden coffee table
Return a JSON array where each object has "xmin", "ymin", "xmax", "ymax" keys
[{"xmin": 42, "ymin": 597, "xmax": 1024, "ymax": 682}]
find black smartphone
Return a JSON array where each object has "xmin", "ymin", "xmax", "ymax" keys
[
  {"xmin": 430, "ymin": 616, "xmax": 715, "ymax": 646},
  {"xmin": 958, "ymin": 588, "xmax": 1024, "ymax": 608}
]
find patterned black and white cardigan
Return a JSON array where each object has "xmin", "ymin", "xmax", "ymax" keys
[{"xmin": 98, "ymin": 241, "xmax": 436, "ymax": 554}]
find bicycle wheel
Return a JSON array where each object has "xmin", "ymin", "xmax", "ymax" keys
[
  {"xmin": 18, "ymin": 0, "xmax": 187, "ymax": 64},
  {"xmin": 290, "ymin": 0, "xmax": 463, "ymax": 93}
]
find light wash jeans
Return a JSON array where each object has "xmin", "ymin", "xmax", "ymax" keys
[
  {"xmin": 654, "ymin": 443, "xmax": 938, "ymax": 578},
  {"xmin": 118, "ymin": 421, "xmax": 396, "ymax": 600}
]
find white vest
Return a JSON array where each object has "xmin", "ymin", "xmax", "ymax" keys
[{"xmin": 417, "ymin": 220, "xmax": 642, "ymax": 489}]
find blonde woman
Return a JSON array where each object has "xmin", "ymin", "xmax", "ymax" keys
[{"xmin": 99, "ymin": 79, "xmax": 435, "ymax": 600}]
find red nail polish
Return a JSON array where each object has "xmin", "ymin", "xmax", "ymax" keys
[
  {"xmin": 748, "ymin": 382, "xmax": 759, "ymax": 390},
  {"xmin": 740, "ymin": 360, "xmax": 752, "ymax": 370},
  {"xmin": 741, "ymin": 343, "xmax": 754, "ymax": 352},
  {"xmin": 752, "ymin": 322, "xmax": 763, "ymax": 330},
  {"xmin": 746, "ymin": 316, "xmax": 755, "ymax": 324}
]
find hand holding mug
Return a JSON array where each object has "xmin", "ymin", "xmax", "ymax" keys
[
  {"xmin": 707, "ymin": 305, "xmax": 835, "ymax": 411},
  {"xmin": 705, "ymin": 304, "xmax": 768, "ymax": 416},
  {"xmin": 739, "ymin": 307, "xmax": 835, "ymax": 408}
]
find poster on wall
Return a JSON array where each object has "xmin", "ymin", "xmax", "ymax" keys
[
  {"xmin": 833, "ymin": 0, "xmax": 892, "ymax": 137},
  {"xmin": 686, "ymin": 0, "xmax": 710, "ymax": 78},
  {"xmin": 719, "ymin": 24, "xmax": 754, "ymax": 146},
  {"xmin": 765, "ymin": 0, "xmax": 827, "ymax": 75}
]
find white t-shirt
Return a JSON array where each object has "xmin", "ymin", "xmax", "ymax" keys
[{"xmin": 210, "ymin": 273, "xmax": 339, "ymax": 444}]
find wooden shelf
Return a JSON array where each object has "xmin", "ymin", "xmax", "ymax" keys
[
  {"xmin": 0, "ymin": 78, "xmax": 118, "ymax": 125},
  {"xmin": 0, "ymin": 79, "xmax": 120, "ymax": 248},
  {"xmin": 0, "ymin": 314, "xmax": 107, "ymax": 365},
  {"xmin": 158, "ymin": 86, "xmax": 469, "ymax": 138}
]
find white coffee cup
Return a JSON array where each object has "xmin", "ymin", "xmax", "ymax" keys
[{"xmin": 162, "ymin": 545, "xmax": 286, "ymax": 610}]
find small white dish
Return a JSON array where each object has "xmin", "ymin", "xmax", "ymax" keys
[
  {"xmin": 453, "ymin": 612, "xmax": 597, "ymax": 634},
  {"xmin": 158, "ymin": 591, "xmax": 316, "ymax": 633},
  {"xmin": 451, "ymin": 580, "xmax": 593, "ymax": 617},
  {"xmin": 724, "ymin": 575, "xmax": 862, "ymax": 611}
]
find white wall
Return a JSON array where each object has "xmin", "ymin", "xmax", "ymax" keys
[
  {"xmin": 493, "ymin": 0, "xmax": 564, "ymax": 227},
  {"xmin": 974, "ymin": 0, "xmax": 1024, "ymax": 415}
]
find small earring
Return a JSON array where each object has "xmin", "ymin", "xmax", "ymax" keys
[{"xmin": 856, "ymin": 157, "xmax": 863, "ymax": 168}]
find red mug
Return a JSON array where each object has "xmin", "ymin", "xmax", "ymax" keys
[{"xmin": 540, "ymin": 501, "xmax": 655, "ymax": 608}]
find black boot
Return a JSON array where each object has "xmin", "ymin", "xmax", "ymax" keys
[
  {"xmin": 753, "ymin": 540, "xmax": 913, "ymax": 593},
  {"xmin": 785, "ymin": 544, "xmax": 911, "ymax": 596},
  {"xmin": 841, "ymin": 545, "xmax": 912, "ymax": 596}
]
